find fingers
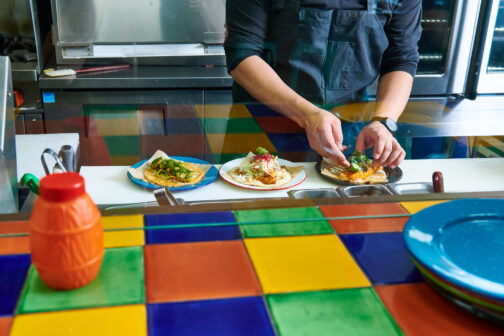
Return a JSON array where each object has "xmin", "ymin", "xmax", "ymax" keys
[
  {"xmin": 331, "ymin": 123, "xmax": 345, "ymax": 152},
  {"xmin": 321, "ymin": 128, "xmax": 348, "ymax": 167},
  {"xmin": 355, "ymin": 133, "xmax": 366, "ymax": 154},
  {"xmin": 381, "ymin": 139, "xmax": 403, "ymax": 167},
  {"xmin": 373, "ymin": 134, "xmax": 386, "ymax": 163},
  {"xmin": 376, "ymin": 139, "xmax": 393, "ymax": 166},
  {"xmin": 306, "ymin": 122, "xmax": 347, "ymax": 167},
  {"xmin": 390, "ymin": 146, "xmax": 406, "ymax": 168},
  {"xmin": 304, "ymin": 109, "xmax": 349, "ymax": 167}
]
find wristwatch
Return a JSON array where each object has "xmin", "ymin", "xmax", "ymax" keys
[{"xmin": 371, "ymin": 117, "xmax": 398, "ymax": 135}]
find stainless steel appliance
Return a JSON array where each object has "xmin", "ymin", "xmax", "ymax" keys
[
  {"xmin": 413, "ymin": 0, "xmax": 481, "ymax": 95},
  {"xmin": 471, "ymin": 0, "xmax": 504, "ymax": 94},
  {"xmin": 0, "ymin": 57, "xmax": 18, "ymax": 213},
  {"xmin": 50, "ymin": 0, "xmax": 226, "ymax": 65}
]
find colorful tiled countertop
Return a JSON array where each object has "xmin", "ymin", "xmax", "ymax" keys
[
  {"xmin": 80, "ymin": 158, "xmax": 504, "ymax": 205},
  {"xmin": 0, "ymin": 201, "xmax": 502, "ymax": 335}
]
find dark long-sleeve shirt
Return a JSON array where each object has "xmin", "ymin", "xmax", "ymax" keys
[{"xmin": 225, "ymin": 0, "xmax": 422, "ymax": 79}]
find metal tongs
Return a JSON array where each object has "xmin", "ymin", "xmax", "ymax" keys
[
  {"xmin": 153, "ymin": 187, "xmax": 181, "ymax": 206},
  {"xmin": 41, "ymin": 145, "xmax": 76, "ymax": 175},
  {"xmin": 41, "ymin": 148, "xmax": 67, "ymax": 175}
]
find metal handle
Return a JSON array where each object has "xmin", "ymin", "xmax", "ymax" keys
[
  {"xmin": 153, "ymin": 187, "xmax": 180, "ymax": 206},
  {"xmin": 433, "ymin": 171, "xmax": 445, "ymax": 193},
  {"xmin": 41, "ymin": 148, "xmax": 67, "ymax": 176},
  {"xmin": 59, "ymin": 145, "xmax": 75, "ymax": 172}
]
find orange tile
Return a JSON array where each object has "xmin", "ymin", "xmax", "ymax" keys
[
  {"xmin": 0, "ymin": 317, "xmax": 11, "ymax": 336},
  {"xmin": 319, "ymin": 203, "xmax": 410, "ymax": 234},
  {"xmin": 144, "ymin": 241, "xmax": 261, "ymax": 303},
  {"xmin": 375, "ymin": 283, "xmax": 504, "ymax": 336},
  {"xmin": 0, "ymin": 221, "xmax": 30, "ymax": 255}
]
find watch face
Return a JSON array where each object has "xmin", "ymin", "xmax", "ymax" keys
[{"xmin": 385, "ymin": 118, "xmax": 398, "ymax": 132}]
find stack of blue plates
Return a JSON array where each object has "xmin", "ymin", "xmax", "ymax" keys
[{"xmin": 404, "ymin": 199, "xmax": 504, "ymax": 323}]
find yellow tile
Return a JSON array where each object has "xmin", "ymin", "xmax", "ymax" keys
[
  {"xmin": 194, "ymin": 104, "xmax": 204, "ymax": 118},
  {"xmin": 206, "ymin": 133, "xmax": 276, "ymax": 154},
  {"xmin": 95, "ymin": 118, "xmax": 139, "ymax": 136},
  {"xmin": 102, "ymin": 215, "xmax": 144, "ymax": 230},
  {"xmin": 204, "ymin": 104, "xmax": 252, "ymax": 118},
  {"xmin": 10, "ymin": 305, "xmax": 147, "ymax": 336},
  {"xmin": 104, "ymin": 230, "xmax": 144, "ymax": 248},
  {"xmin": 102, "ymin": 215, "xmax": 144, "ymax": 248},
  {"xmin": 400, "ymin": 201, "xmax": 447, "ymax": 214},
  {"xmin": 245, "ymin": 235, "xmax": 370, "ymax": 294}
]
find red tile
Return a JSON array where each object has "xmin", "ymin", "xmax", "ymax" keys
[
  {"xmin": 0, "ymin": 317, "xmax": 12, "ymax": 336},
  {"xmin": 375, "ymin": 283, "xmax": 504, "ymax": 336},
  {"xmin": 0, "ymin": 221, "xmax": 30, "ymax": 255},
  {"xmin": 144, "ymin": 241, "xmax": 262, "ymax": 303},
  {"xmin": 319, "ymin": 203, "xmax": 409, "ymax": 234},
  {"xmin": 255, "ymin": 117, "xmax": 305, "ymax": 133}
]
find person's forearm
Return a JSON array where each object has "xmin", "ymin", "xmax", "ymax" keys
[
  {"xmin": 230, "ymin": 55, "xmax": 348, "ymax": 164},
  {"xmin": 374, "ymin": 71, "xmax": 413, "ymax": 122},
  {"xmin": 230, "ymin": 56, "xmax": 317, "ymax": 127}
]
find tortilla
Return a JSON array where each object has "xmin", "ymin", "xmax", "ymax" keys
[
  {"xmin": 144, "ymin": 161, "xmax": 205, "ymax": 187},
  {"xmin": 227, "ymin": 152, "xmax": 299, "ymax": 188},
  {"xmin": 230, "ymin": 167, "xmax": 292, "ymax": 188},
  {"xmin": 321, "ymin": 158, "xmax": 388, "ymax": 184}
]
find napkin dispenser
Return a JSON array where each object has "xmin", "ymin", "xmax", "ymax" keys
[{"xmin": 0, "ymin": 57, "xmax": 18, "ymax": 213}]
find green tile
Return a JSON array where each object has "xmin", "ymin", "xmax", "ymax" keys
[
  {"xmin": 103, "ymin": 136, "xmax": 139, "ymax": 156},
  {"xmin": 234, "ymin": 207, "xmax": 334, "ymax": 238},
  {"xmin": 17, "ymin": 246, "xmax": 144, "ymax": 314},
  {"xmin": 203, "ymin": 118, "xmax": 262, "ymax": 134},
  {"xmin": 83, "ymin": 105, "xmax": 139, "ymax": 119},
  {"xmin": 211, "ymin": 153, "xmax": 247, "ymax": 164},
  {"xmin": 266, "ymin": 288, "xmax": 402, "ymax": 336}
]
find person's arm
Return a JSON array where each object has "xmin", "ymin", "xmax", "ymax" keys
[
  {"xmin": 356, "ymin": 71, "xmax": 412, "ymax": 168},
  {"xmin": 225, "ymin": 0, "xmax": 349, "ymax": 166},
  {"xmin": 231, "ymin": 56, "xmax": 349, "ymax": 165},
  {"xmin": 356, "ymin": 0, "xmax": 422, "ymax": 168}
]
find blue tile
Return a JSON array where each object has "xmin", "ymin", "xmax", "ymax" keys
[
  {"xmin": 145, "ymin": 212, "xmax": 241, "ymax": 244},
  {"xmin": 165, "ymin": 118, "xmax": 203, "ymax": 134},
  {"xmin": 0, "ymin": 254, "xmax": 31, "ymax": 316},
  {"xmin": 340, "ymin": 232, "xmax": 423, "ymax": 285},
  {"xmin": 147, "ymin": 296, "xmax": 275, "ymax": 336},
  {"xmin": 268, "ymin": 134, "xmax": 311, "ymax": 152},
  {"xmin": 246, "ymin": 104, "xmax": 281, "ymax": 117}
]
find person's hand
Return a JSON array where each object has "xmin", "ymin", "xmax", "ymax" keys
[
  {"xmin": 355, "ymin": 121, "xmax": 405, "ymax": 168},
  {"xmin": 302, "ymin": 108, "xmax": 349, "ymax": 167}
]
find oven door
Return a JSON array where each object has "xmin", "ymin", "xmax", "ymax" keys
[
  {"xmin": 473, "ymin": 0, "xmax": 504, "ymax": 94},
  {"xmin": 368, "ymin": 0, "xmax": 481, "ymax": 96}
]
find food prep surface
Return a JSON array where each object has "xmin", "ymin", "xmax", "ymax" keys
[
  {"xmin": 1, "ymin": 201, "xmax": 503, "ymax": 335},
  {"xmin": 80, "ymin": 158, "xmax": 504, "ymax": 205}
]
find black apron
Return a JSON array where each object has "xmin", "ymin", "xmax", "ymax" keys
[{"xmin": 233, "ymin": 0, "xmax": 389, "ymax": 105}]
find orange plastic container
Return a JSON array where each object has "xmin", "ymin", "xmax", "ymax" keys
[{"xmin": 29, "ymin": 172, "xmax": 104, "ymax": 290}]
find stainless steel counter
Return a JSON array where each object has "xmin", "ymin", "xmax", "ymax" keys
[{"xmin": 38, "ymin": 65, "xmax": 232, "ymax": 89}]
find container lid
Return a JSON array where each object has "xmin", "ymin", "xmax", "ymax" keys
[{"xmin": 39, "ymin": 172, "xmax": 85, "ymax": 202}]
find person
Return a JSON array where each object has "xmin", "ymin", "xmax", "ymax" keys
[{"xmin": 224, "ymin": 0, "xmax": 422, "ymax": 168}]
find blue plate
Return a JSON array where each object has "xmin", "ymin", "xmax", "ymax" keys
[
  {"xmin": 404, "ymin": 199, "xmax": 504, "ymax": 302},
  {"xmin": 127, "ymin": 156, "xmax": 218, "ymax": 191}
]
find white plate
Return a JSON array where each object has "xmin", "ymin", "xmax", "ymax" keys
[{"xmin": 219, "ymin": 157, "xmax": 306, "ymax": 190}]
